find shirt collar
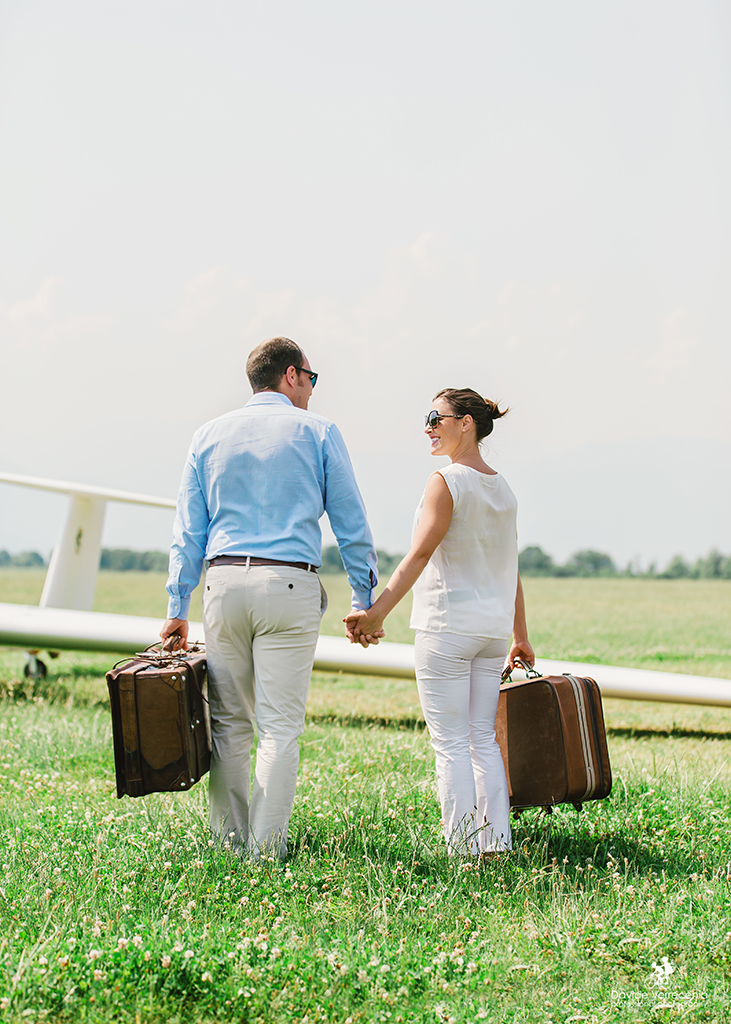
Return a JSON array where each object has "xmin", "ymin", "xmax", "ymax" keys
[{"xmin": 246, "ymin": 391, "xmax": 294, "ymax": 408}]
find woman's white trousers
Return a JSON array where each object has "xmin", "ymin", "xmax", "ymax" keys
[
  {"xmin": 203, "ymin": 564, "xmax": 323, "ymax": 860},
  {"xmin": 414, "ymin": 631, "xmax": 511, "ymax": 855}
]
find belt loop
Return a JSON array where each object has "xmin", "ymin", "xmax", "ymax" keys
[{"xmin": 246, "ymin": 556, "xmax": 251, "ymax": 569}]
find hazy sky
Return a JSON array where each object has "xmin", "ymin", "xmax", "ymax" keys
[{"xmin": 2, "ymin": 0, "xmax": 729, "ymax": 569}]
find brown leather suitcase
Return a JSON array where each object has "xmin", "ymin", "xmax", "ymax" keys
[
  {"xmin": 106, "ymin": 646, "xmax": 211, "ymax": 799},
  {"xmin": 496, "ymin": 663, "xmax": 612, "ymax": 812}
]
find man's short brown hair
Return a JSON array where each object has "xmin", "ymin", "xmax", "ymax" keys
[{"xmin": 246, "ymin": 337, "xmax": 304, "ymax": 393}]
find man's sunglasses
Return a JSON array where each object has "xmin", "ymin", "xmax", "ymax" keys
[
  {"xmin": 425, "ymin": 410, "xmax": 463, "ymax": 429},
  {"xmin": 294, "ymin": 367, "xmax": 318, "ymax": 388}
]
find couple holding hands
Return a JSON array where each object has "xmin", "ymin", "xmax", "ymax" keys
[{"xmin": 162, "ymin": 337, "xmax": 533, "ymax": 860}]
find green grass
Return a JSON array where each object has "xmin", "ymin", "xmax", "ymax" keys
[
  {"xmin": 2, "ymin": 573, "xmax": 731, "ymax": 1020},
  {"xmin": 2, "ymin": 699, "xmax": 731, "ymax": 1022}
]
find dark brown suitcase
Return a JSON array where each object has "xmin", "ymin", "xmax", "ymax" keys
[
  {"xmin": 106, "ymin": 646, "xmax": 211, "ymax": 799},
  {"xmin": 496, "ymin": 663, "xmax": 612, "ymax": 812}
]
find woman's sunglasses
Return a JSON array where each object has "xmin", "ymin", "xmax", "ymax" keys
[
  {"xmin": 425, "ymin": 410, "xmax": 463, "ymax": 429},
  {"xmin": 294, "ymin": 367, "xmax": 318, "ymax": 388}
]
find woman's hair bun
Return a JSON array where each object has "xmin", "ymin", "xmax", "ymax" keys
[{"xmin": 433, "ymin": 388, "xmax": 508, "ymax": 442}]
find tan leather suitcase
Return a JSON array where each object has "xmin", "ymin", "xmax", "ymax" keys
[
  {"xmin": 106, "ymin": 646, "xmax": 211, "ymax": 798},
  {"xmin": 496, "ymin": 663, "xmax": 612, "ymax": 812}
]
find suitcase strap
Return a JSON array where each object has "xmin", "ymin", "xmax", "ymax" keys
[
  {"xmin": 564, "ymin": 674, "xmax": 597, "ymax": 800},
  {"xmin": 118, "ymin": 678, "xmax": 143, "ymax": 784}
]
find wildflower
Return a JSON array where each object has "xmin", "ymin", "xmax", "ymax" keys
[
  {"xmin": 163, "ymin": 862, "xmax": 172, "ymax": 870},
  {"xmin": 93, "ymin": 969, "xmax": 103, "ymax": 982},
  {"xmin": 87, "ymin": 950, "xmax": 102, "ymax": 962},
  {"xmin": 117, "ymin": 938, "xmax": 129, "ymax": 950},
  {"xmin": 380, "ymin": 964, "xmax": 391, "ymax": 974},
  {"xmin": 172, "ymin": 943, "xmax": 184, "ymax": 953},
  {"xmin": 132, "ymin": 935, "xmax": 143, "ymax": 948},
  {"xmin": 57, "ymin": 956, "xmax": 70, "ymax": 968},
  {"xmin": 144, "ymin": 951, "xmax": 152, "ymax": 962},
  {"xmin": 0, "ymin": 998, "xmax": 9, "ymax": 1011},
  {"xmin": 38, "ymin": 957, "xmax": 48, "ymax": 966},
  {"xmin": 357, "ymin": 970, "xmax": 369, "ymax": 983},
  {"xmin": 161, "ymin": 955, "xmax": 171, "ymax": 969},
  {"xmin": 184, "ymin": 950, "xmax": 194, "ymax": 959},
  {"xmin": 202, "ymin": 971, "xmax": 213, "ymax": 983},
  {"xmin": 467, "ymin": 962, "xmax": 477, "ymax": 973}
]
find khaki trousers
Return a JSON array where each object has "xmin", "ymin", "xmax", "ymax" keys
[{"xmin": 202, "ymin": 563, "xmax": 323, "ymax": 859}]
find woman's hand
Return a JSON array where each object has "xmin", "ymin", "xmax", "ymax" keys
[
  {"xmin": 343, "ymin": 609, "xmax": 385, "ymax": 647},
  {"xmin": 508, "ymin": 638, "xmax": 535, "ymax": 670}
]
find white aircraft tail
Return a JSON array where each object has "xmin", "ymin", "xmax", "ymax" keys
[{"xmin": 0, "ymin": 472, "xmax": 175, "ymax": 612}]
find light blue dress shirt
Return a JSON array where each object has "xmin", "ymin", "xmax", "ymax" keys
[{"xmin": 166, "ymin": 392, "xmax": 377, "ymax": 619}]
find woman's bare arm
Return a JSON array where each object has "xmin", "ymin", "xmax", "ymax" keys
[
  {"xmin": 507, "ymin": 573, "xmax": 535, "ymax": 668},
  {"xmin": 344, "ymin": 472, "xmax": 453, "ymax": 643}
]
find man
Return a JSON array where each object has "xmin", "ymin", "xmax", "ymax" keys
[{"xmin": 160, "ymin": 337, "xmax": 377, "ymax": 860}]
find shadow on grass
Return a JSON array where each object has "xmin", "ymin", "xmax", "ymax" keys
[
  {"xmin": 608, "ymin": 725, "xmax": 731, "ymax": 741},
  {"xmin": 307, "ymin": 712, "xmax": 426, "ymax": 730}
]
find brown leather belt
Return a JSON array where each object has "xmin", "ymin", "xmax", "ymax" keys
[{"xmin": 208, "ymin": 555, "xmax": 318, "ymax": 574}]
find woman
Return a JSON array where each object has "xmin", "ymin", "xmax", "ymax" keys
[{"xmin": 344, "ymin": 388, "xmax": 534, "ymax": 856}]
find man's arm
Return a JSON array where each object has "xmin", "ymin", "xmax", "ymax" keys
[
  {"xmin": 322, "ymin": 424, "xmax": 378, "ymax": 610},
  {"xmin": 160, "ymin": 444, "xmax": 209, "ymax": 649}
]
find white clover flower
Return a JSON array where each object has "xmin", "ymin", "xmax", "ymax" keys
[
  {"xmin": 202, "ymin": 971, "xmax": 213, "ymax": 983},
  {"xmin": 117, "ymin": 938, "xmax": 129, "ymax": 950},
  {"xmin": 93, "ymin": 969, "xmax": 103, "ymax": 982},
  {"xmin": 163, "ymin": 862, "xmax": 172, "ymax": 870},
  {"xmin": 161, "ymin": 955, "xmax": 171, "ymax": 969},
  {"xmin": 57, "ymin": 956, "xmax": 70, "ymax": 968},
  {"xmin": 132, "ymin": 935, "xmax": 143, "ymax": 949},
  {"xmin": 87, "ymin": 950, "xmax": 102, "ymax": 962},
  {"xmin": 380, "ymin": 964, "xmax": 391, "ymax": 974},
  {"xmin": 0, "ymin": 997, "xmax": 9, "ymax": 1011},
  {"xmin": 184, "ymin": 950, "xmax": 194, "ymax": 959},
  {"xmin": 357, "ymin": 970, "xmax": 368, "ymax": 983},
  {"xmin": 467, "ymin": 962, "xmax": 477, "ymax": 973},
  {"xmin": 172, "ymin": 943, "xmax": 184, "ymax": 953},
  {"xmin": 38, "ymin": 957, "xmax": 48, "ymax": 966},
  {"xmin": 144, "ymin": 951, "xmax": 152, "ymax": 962}
]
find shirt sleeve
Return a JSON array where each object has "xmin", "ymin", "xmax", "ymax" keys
[
  {"xmin": 165, "ymin": 440, "xmax": 210, "ymax": 619},
  {"xmin": 322, "ymin": 424, "xmax": 378, "ymax": 609}
]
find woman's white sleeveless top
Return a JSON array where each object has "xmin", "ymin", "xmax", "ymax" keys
[{"xmin": 410, "ymin": 463, "xmax": 519, "ymax": 639}]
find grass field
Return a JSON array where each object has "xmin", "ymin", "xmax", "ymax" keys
[{"xmin": 1, "ymin": 573, "xmax": 731, "ymax": 1021}]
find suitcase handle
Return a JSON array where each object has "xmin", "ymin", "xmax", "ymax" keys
[{"xmin": 501, "ymin": 657, "xmax": 541, "ymax": 683}]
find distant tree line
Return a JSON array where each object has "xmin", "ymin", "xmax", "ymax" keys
[
  {"xmin": 321, "ymin": 547, "xmax": 403, "ymax": 576},
  {"xmin": 519, "ymin": 545, "xmax": 731, "ymax": 579},
  {"xmin": 2, "ymin": 545, "xmax": 730, "ymax": 580},
  {"xmin": 0, "ymin": 550, "xmax": 46, "ymax": 567},
  {"xmin": 100, "ymin": 549, "xmax": 169, "ymax": 571}
]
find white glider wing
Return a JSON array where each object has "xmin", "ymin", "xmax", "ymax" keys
[{"xmin": 2, "ymin": 471, "xmax": 730, "ymax": 707}]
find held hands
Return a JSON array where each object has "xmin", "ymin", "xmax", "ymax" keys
[{"xmin": 343, "ymin": 608, "xmax": 385, "ymax": 647}]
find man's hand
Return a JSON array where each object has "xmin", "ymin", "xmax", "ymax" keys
[
  {"xmin": 507, "ymin": 638, "xmax": 535, "ymax": 670},
  {"xmin": 160, "ymin": 618, "xmax": 189, "ymax": 652},
  {"xmin": 343, "ymin": 609, "xmax": 385, "ymax": 647}
]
